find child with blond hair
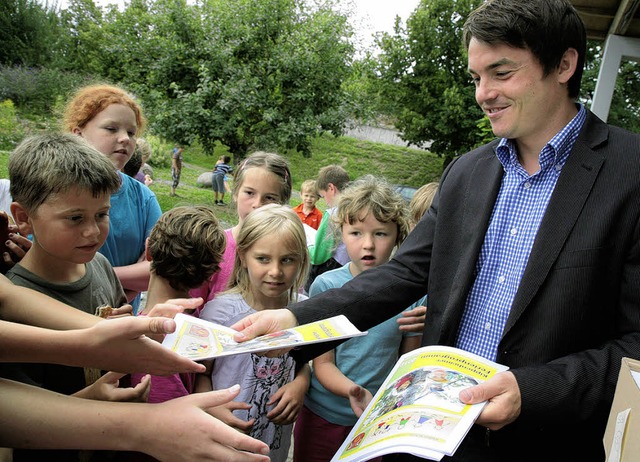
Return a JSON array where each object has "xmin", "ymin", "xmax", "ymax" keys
[
  {"xmin": 196, "ymin": 204, "xmax": 311, "ymax": 462},
  {"xmin": 294, "ymin": 175, "xmax": 425, "ymax": 462}
]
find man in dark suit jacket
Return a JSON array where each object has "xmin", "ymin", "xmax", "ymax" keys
[{"xmin": 233, "ymin": 1, "xmax": 640, "ymax": 461}]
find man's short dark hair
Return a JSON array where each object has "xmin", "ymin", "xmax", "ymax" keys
[{"xmin": 463, "ymin": 0, "xmax": 586, "ymax": 99}]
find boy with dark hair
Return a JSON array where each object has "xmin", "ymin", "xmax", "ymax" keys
[
  {"xmin": 4, "ymin": 133, "xmax": 148, "ymax": 461},
  {"xmin": 134, "ymin": 205, "xmax": 226, "ymax": 402}
]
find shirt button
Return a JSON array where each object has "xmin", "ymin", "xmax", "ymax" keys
[
  {"xmin": 524, "ymin": 182, "xmax": 532, "ymax": 189},
  {"xmin": 555, "ymin": 164, "xmax": 562, "ymax": 172},
  {"xmin": 485, "ymin": 322, "xmax": 491, "ymax": 331},
  {"xmin": 498, "ymin": 276, "xmax": 505, "ymax": 283},
  {"xmin": 510, "ymin": 228, "xmax": 518, "ymax": 236}
]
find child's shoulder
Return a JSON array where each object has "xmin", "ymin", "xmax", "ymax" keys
[
  {"xmin": 199, "ymin": 292, "xmax": 252, "ymax": 326},
  {"xmin": 310, "ymin": 264, "xmax": 351, "ymax": 295}
]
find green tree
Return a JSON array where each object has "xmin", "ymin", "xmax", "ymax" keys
[
  {"xmin": 148, "ymin": 0, "xmax": 355, "ymax": 158},
  {"xmin": 374, "ymin": 0, "xmax": 484, "ymax": 162},
  {"xmin": 0, "ymin": 0, "xmax": 62, "ymax": 66},
  {"xmin": 581, "ymin": 40, "xmax": 640, "ymax": 134}
]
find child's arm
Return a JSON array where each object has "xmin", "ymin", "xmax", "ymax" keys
[
  {"xmin": 73, "ymin": 372, "xmax": 151, "ymax": 402},
  {"xmin": 266, "ymin": 361, "xmax": 311, "ymax": 425},
  {"xmin": 313, "ymin": 350, "xmax": 373, "ymax": 418},
  {"xmin": 194, "ymin": 360, "xmax": 254, "ymax": 433},
  {"xmin": 113, "ymin": 258, "xmax": 152, "ymax": 296},
  {"xmin": 400, "ymin": 334, "xmax": 422, "ymax": 355},
  {"xmin": 0, "ymin": 379, "xmax": 270, "ymax": 461}
]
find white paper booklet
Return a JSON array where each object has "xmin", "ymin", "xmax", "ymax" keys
[
  {"xmin": 162, "ymin": 313, "xmax": 366, "ymax": 360},
  {"xmin": 331, "ymin": 345, "xmax": 509, "ymax": 462}
]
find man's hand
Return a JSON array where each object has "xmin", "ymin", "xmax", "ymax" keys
[
  {"xmin": 231, "ymin": 309, "xmax": 298, "ymax": 342},
  {"xmin": 81, "ymin": 316, "xmax": 206, "ymax": 375},
  {"xmin": 397, "ymin": 305, "xmax": 426, "ymax": 333},
  {"xmin": 458, "ymin": 371, "xmax": 521, "ymax": 430}
]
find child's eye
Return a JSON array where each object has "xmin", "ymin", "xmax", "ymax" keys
[
  {"xmin": 256, "ymin": 256, "xmax": 270, "ymax": 263},
  {"xmin": 128, "ymin": 131, "xmax": 136, "ymax": 137},
  {"xmin": 265, "ymin": 196, "xmax": 280, "ymax": 204},
  {"xmin": 68, "ymin": 215, "xmax": 83, "ymax": 222},
  {"xmin": 376, "ymin": 232, "xmax": 388, "ymax": 237},
  {"xmin": 97, "ymin": 212, "xmax": 110, "ymax": 220},
  {"xmin": 282, "ymin": 257, "xmax": 297, "ymax": 265}
]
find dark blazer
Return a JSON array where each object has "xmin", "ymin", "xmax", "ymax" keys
[{"xmin": 292, "ymin": 111, "xmax": 640, "ymax": 462}]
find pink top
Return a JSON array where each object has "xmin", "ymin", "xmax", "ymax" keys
[{"xmin": 189, "ymin": 228, "xmax": 236, "ymax": 313}]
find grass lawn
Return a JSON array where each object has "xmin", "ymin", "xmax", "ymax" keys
[{"xmin": 1, "ymin": 133, "xmax": 445, "ymax": 228}]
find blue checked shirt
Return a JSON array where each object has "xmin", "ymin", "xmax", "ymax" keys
[{"xmin": 455, "ymin": 105, "xmax": 587, "ymax": 361}]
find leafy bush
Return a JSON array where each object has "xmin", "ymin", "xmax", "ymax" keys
[
  {"xmin": 0, "ymin": 66, "xmax": 94, "ymax": 115},
  {"xmin": 0, "ymin": 100, "xmax": 24, "ymax": 150},
  {"xmin": 145, "ymin": 135, "xmax": 173, "ymax": 169}
]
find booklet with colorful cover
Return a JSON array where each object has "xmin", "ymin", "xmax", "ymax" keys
[
  {"xmin": 161, "ymin": 313, "xmax": 366, "ymax": 360},
  {"xmin": 331, "ymin": 345, "xmax": 509, "ymax": 462}
]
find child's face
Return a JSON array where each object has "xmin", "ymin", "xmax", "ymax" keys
[
  {"xmin": 73, "ymin": 104, "xmax": 137, "ymax": 171},
  {"xmin": 24, "ymin": 188, "xmax": 111, "ymax": 267},
  {"xmin": 301, "ymin": 189, "xmax": 318, "ymax": 208},
  {"xmin": 235, "ymin": 167, "xmax": 284, "ymax": 222},
  {"xmin": 241, "ymin": 234, "xmax": 301, "ymax": 309},
  {"xmin": 342, "ymin": 211, "xmax": 398, "ymax": 277}
]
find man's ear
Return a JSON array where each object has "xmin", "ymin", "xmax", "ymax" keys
[
  {"xmin": 144, "ymin": 237, "xmax": 152, "ymax": 262},
  {"xmin": 10, "ymin": 202, "xmax": 33, "ymax": 236},
  {"xmin": 557, "ymin": 47, "xmax": 579, "ymax": 85}
]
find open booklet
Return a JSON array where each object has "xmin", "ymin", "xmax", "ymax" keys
[
  {"xmin": 331, "ymin": 345, "xmax": 509, "ymax": 462},
  {"xmin": 161, "ymin": 313, "xmax": 366, "ymax": 360}
]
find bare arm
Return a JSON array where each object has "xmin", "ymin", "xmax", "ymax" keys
[
  {"xmin": 0, "ymin": 317, "xmax": 205, "ymax": 375},
  {"xmin": 0, "ymin": 379, "xmax": 270, "ymax": 461},
  {"xmin": 113, "ymin": 258, "xmax": 152, "ymax": 294}
]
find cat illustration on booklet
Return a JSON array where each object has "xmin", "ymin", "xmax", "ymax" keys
[{"xmin": 331, "ymin": 346, "xmax": 508, "ymax": 462}]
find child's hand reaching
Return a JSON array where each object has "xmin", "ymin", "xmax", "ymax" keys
[
  {"xmin": 74, "ymin": 372, "xmax": 151, "ymax": 402},
  {"xmin": 397, "ymin": 305, "xmax": 427, "ymax": 333},
  {"xmin": 266, "ymin": 369, "xmax": 309, "ymax": 425},
  {"xmin": 348, "ymin": 384, "xmax": 373, "ymax": 418},
  {"xmin": 209, "ymin": 400, "xmax": 254, "ymax": 434}
]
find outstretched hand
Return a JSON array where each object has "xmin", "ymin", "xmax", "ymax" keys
[
  {"xmin": 138, "ymin": 386, "xmax": 270, "ymax": 461},
  {"xmin": 458, "ymin": 371, "xmax": 521, "ymax": 430},
  {"xmin": 397, "ymin": 305, "xmax": 426, "ymax": 333},
  {"xmin": 82, "ymin": 316, "xmax": 206, "ymax": 375},
  {"xmin": 348, "ymin": 384, "xmax": 373, "ymax": 418}
]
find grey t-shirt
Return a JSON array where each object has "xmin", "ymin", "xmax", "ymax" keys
[{"xmin": 6, "ymin": 252, "xmax": 127, "ymax": 315}]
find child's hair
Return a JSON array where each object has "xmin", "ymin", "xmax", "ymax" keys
[
  {"xmin": 222, "ymin": 155, "xmax": 231, "ymax": 164},
  {"xmin": 62, "ymin": 84, "xmax": 147, "ymax": 135},
  {"xmin": 148, "ymin": 205, "xmax": 226, "ymax": 292},
  {"xmin": 334, "ymin": 175, "xmax": 411, "ymax": 247},
  {"xmin": 300, "ymin": 179, "xmax": 319, "ymax": 197},
  {"xmin": 136, "ymin": 138, "xmax": 153, "ymax": 163},
  {"xmin": 9, "ymin": 133, "xmax": 120, "ymax": 213},
  {"xmin": 228, "ymin": 204, "xmax": 309, "ymax": 302},
  {"xmin": 232, "ymin": 151, "xmax": 292, "ymax": 204},
  {"xmin": 316, "ymin": 165, "xmax": 350, "ymax": 192},
  {"xmin": 409, "ymin": 182, "xmax": 439, "ymax": 224},
  {"xmin": 122, "ymin": 144, "xmax": 143, "ymax": 178}
]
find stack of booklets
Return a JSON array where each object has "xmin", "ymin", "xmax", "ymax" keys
[
  {"xmin": 161, "ymin": 313, "xmax": 366, "ymax": 360},
  {"xmin": 331, "ymin": 346, "xmax": 509, "ymax": 462}
]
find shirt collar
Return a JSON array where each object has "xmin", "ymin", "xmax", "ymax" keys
[{"xmin": 495, "ymin": 104, "xmax": 587, "ymax": 173}]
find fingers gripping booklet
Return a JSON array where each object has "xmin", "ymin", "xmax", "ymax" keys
[
  {"xmin": 161, "ymin": 313, "xmax": 366, "ymax": 360},
  {"xmin": 331, "ymin": 346, "xmax": 509, "ymax": 462}
]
